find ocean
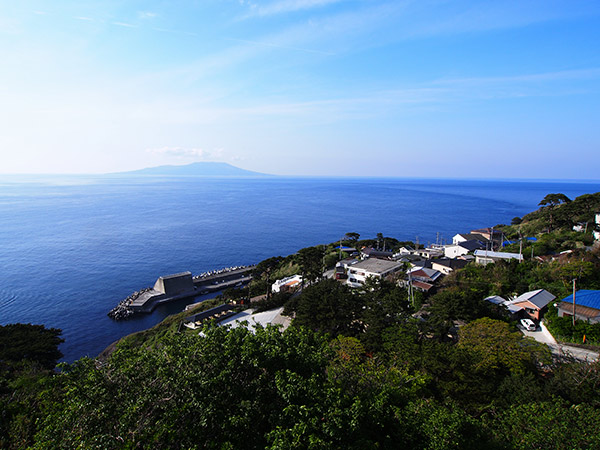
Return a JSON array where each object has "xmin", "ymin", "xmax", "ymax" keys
[{"xmin": 1, "ymin": 175, "xmax": 599, "ymax": 362}]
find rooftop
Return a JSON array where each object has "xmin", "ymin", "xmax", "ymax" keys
[
  {"xmin": 350, "ymin": 258, "xmax": 404, "ymax": 274},
  {"xmin": 474, "ymin": 250, "xmax": 523, "ymax": 260},
  {"xmin": 512, "ymin": 289, "xmax": 556, "ymax": 309},
  {"xmin": 560, "ymin": 290, "xmax": 600, "ymax": 311}
]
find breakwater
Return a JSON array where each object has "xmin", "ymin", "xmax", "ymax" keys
[{"xmin": 108, "ymin": 265, "xmax": 254, "ymax": 320}]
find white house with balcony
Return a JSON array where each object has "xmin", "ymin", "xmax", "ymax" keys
[{"xmin": 344, "ymin": 259, "xmax": 404, "ymax": 288}]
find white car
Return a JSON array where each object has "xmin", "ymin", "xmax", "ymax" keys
[{"xmin": 520, "ymin": 318, "xmax": 536, "ymax": 331}]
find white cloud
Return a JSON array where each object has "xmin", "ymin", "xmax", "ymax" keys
[
  {"xmin": 246, "ymin": 0, "xmax": 346, "ymax": 17},
  {"xmin": 146, "ymin": 147, "xmax": 229, "ymax": 161},
  {"xmin": 138, "ymin": 11, "xmax": 158, "ymax": 20},
  {"xmin": 111, "ymin": 21, "xmax": 138, "ymax": 28}
]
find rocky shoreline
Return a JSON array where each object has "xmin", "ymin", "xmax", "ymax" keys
[{"xmin": 107, "ymin": 287, "xmax": 152, "ymax": 320}]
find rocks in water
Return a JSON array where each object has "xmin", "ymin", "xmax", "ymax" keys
[{"xmin": 107, "ymin": 287, "xmax": 152, "ymax": 320}]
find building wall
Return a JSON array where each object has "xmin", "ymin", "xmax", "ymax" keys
[
  {"xmin": 452, "ymin": 234, "xmax": 465, "ymax": 245},
  {"xmin": 444, "ymin": 244, "xmax": 468, "ymax": 259},
  {"xmin": 513, "ymin": 300, "xmax": 542, "ymax": 320},
  {"xmin": 154, "ymin": 273, "xmax": 194, "ymax": 295},
  {"xmin": 431, "ymin": 262, "xmax": 452, "ymax": 275}
]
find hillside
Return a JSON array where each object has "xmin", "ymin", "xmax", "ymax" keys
[{"xmin": 3, "ymin": 193, "xmax": 600, "ymax": 449}]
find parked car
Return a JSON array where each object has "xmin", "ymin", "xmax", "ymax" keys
[{"xmin": 520, "ymin": 318, "xmax": 536, "ymax": 331}]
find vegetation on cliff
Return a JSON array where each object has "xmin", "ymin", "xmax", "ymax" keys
[{"xmin": 2, "ymin": 192, "xmax": 600, "ymax": 449}]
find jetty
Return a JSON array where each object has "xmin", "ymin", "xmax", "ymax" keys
[{"xmin": 108, "ymin": 266, "xmax": 253, "ymax": 320}]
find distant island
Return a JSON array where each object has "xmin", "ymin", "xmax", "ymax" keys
[{"xmin": 115, "ymin": 162, "xmax": 269, "ymax": 177}]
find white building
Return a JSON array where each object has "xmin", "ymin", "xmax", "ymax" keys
[
  {"xmin": 344, "ymin": 259, "xmax": 404, "ymax": 288},
  {"xmin": 414, "ymin": 247, "xmax": 444, "ymax": 260},
  {"xmin": 272, "ymin": 275, "xmax": 303, "ymax": 293},
  {"xmin": 474, "ymin": 250, "xmax": 523, "ymax": 265}
]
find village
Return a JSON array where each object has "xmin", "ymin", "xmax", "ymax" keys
[{"xmin": 179, "ymin": 206, "xmax": 600, "ymax": 362}]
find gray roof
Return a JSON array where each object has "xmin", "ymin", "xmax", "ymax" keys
[
  {"xmin": 350, "ymin": 258, "xmax": 404, "ymax": 275},
  {"xmin": 474, "ymin": 250, "xmax": 523, "ymax": 260},
  {"xmin": 458, "ymin": 233, "xmax": 489, "ymax": 242},
  {"xmin": 512, "ymin": 289, "xmax": 556, "ymax": 309},
  {"xmin": 361, "ymin": 248, "xmax": 394, "ymax": 259},
  {"xmin": 484, "ymin": 295, "xmax": 507, "ymax": 305},
  {"xmin": 458, "ymin": 240, "xmax": 487, "ymax": 251},
  {"xmin": 431, "ymin": 259, "xmax": 469, "ymax": 270}
]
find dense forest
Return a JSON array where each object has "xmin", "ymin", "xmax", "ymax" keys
[{"xmin": 2, "ymin": 192, "xmax": 600, "ymax": 449}]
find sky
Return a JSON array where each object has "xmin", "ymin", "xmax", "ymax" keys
[{"xmin": 1, "ymin": 0, "xmax": 599, "ymax": 178}]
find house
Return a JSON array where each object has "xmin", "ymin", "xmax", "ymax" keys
[
  {"xmin": 474, "ymin": 250, "xmax": 523, "ymax": 265},
  {"xmin": 452, "ymin": 233, "xmax": 489, "ymax": 246},
  {"xmin": 360, "ymin": 248, "xmax": 394, "ymax": 260},
  {"xmin": 394, "ymin": 246, "xmax": 415, "ymax": 257},
  {"xmin": 411, "ymin": 280, "xmax": 435, "ymax": 293},
  {"xmin": 431, "ymin": 258, "xmax": 469, "ymax": 275},
  {"xmin": 344, "ymin": 258, "xmax": 404, "ymax": 287},
  {"xmin": 470, "ymin": 227, "xmax": 503, "ymax": 242},
  {"xmin": 557, "ymin": 290, "xmax": 600, "ymax": 324},
  {"xmin": 510, "ymin": 289, "xmax": 556, "ymax": 321},
  {"xmin": 272, "ymin": 275, "xmax": 303, "ymax": 293},
  {"xmin": 444, "ymin": 240, "xmax": 487, "ymax": 258},
  {"xmin": 484, "ymin": 295, "xmax": 523, "ymax": 317},
  {"xmin": 415, "ymin": 247, "xmax": 444, "ymax": 260},
  {"xmin": 396, "ymin": 254, "xmax": 427, "ymax": 266},
  {"xmin": 407, "ymin": 266, "xmax": 443, "ymax": 284},
  {"xmin": 594, "ymin": 213, "xmax": 600, "ymax": 241},
  {"xmin": 335, "ymin": 266, "xmax": 348, "ymax": 279}
]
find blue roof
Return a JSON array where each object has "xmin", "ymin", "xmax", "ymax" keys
[{"xmin": 561, "ymin": 290, "xmax": 600, "ymax": 310}]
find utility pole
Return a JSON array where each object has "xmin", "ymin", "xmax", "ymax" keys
[
  {"xmin": 572, "ymin": 278, "xmax": 577, "ymax": 327},
  {"xmin": 408, "ymin": 270, "xmax": 414, "ymax": 307},
  {"xmin": 517, "ymin": 229, "xmax": 523, "ymax": 263}
]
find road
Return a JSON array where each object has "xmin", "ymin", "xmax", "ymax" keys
[{"xmin": 520, "ymin": 322, "xmax": 599, "ymax": 362}]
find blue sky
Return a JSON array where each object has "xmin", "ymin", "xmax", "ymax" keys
[{"xmin": 1, "ymin": 0, "xmax": 599, "ymax": 178}]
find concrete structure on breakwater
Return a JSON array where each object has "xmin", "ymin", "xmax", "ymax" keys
[{"xmin": 108, "ymin": 266, "xmax": 253, "ymax": 320}]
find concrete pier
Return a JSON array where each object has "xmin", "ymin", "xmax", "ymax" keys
[{"xmin": 108, "ymin": 266, "xmax": 253, "ymax": 320}]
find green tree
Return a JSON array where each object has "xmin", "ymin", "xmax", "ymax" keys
[
  {"xmin": 297, "ymin": 245, "xmax": 325, "ymax": 286},
  {"xmin": 34, "ymin": 325, "xmax": 332, "ymax": 450},
  {"xmin": 539, "ymin": 193, "xmax": 572, "ymax": 231},
  {"xmin": 376, "ymin": 232, "xmax": 384, "ymax": 251},
  {"xmin": 344, "ymin": 232, "xmax": 360, "ymax": 245},
  {"xmin": 254, "ymin": 256, "xmax": 284, "ymax": 300},
  {"xmin": 358, "ymin": 277, "xmax": 411, "ymax": 351},
  {"xmin": 458, "ymin": 318, "xmax": 550, "ymax": 375},
  {"xmin": 491, "ymin": 398, "xmax": 600, "ymax": 450},
  {"xmin": 0, "ymin": 324, "xmax": 64, "ymax": 371},
  {"xmin": 287, "ymin": 278, "xmax": 362, "ymax": 337}
]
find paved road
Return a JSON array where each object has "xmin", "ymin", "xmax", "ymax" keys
[
  {"xmin": 520, "ymin": 322, "xmax": 599, "ymax": 362},
  {"xmin": 323, "ymin": 269, "xmax": 335, "ymax": 279}
]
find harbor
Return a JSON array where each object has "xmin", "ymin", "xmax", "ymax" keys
[{"xmin": 108, "ymin": 266, "xmax": 253, "ymax": 320}]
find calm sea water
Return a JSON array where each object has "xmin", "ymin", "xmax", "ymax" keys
[{"xmin": 1, "ymin": 175, "xmax": 599, "ymax": 362}]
